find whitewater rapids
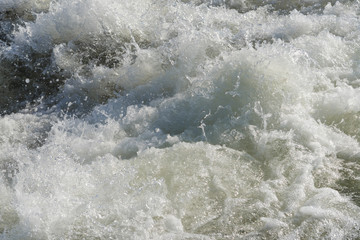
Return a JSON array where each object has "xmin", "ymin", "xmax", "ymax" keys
[{"xmin": 1, "ymin": 0, "xmax": 360, "ymax": 239}]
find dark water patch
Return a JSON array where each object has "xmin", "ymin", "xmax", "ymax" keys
[
  {"xmin": 336, "ymin": 152, "xmax": 360, "ymax": 207},
  {"xmin": 0, "ymin": 49, "xmax": 67, "ymax": 115}
]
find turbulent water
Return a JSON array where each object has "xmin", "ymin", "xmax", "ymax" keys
[{"xmin": 1, "ymin": 0, "xmax": 360, "ymax": 239}]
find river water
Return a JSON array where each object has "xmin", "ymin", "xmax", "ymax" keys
[{"xmin": 1, "ymin": 0, "xmax": 360, "ymax": 239}]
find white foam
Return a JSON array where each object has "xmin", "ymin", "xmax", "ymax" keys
[{"xmin": 1, "ymin": 0, "xmax": 360, "ymax": 239}]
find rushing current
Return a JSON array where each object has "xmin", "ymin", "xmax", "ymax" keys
[{"xmin": 1, "ymin": 0, "xmax": 360, "ymax": 239}]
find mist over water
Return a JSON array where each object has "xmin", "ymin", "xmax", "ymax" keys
[{"xmin": 1, "ymin": 0, "xmax": 360, "ymax": 239}]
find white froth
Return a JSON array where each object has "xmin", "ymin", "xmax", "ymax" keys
[{"xmin": 1, "ymin": 0, "xmax": 360, "ymax": 239}]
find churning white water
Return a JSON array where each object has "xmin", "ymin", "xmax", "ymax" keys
[{"xmin": 1, "ymin": 0, "xmax": 360, "ymax": 239}]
